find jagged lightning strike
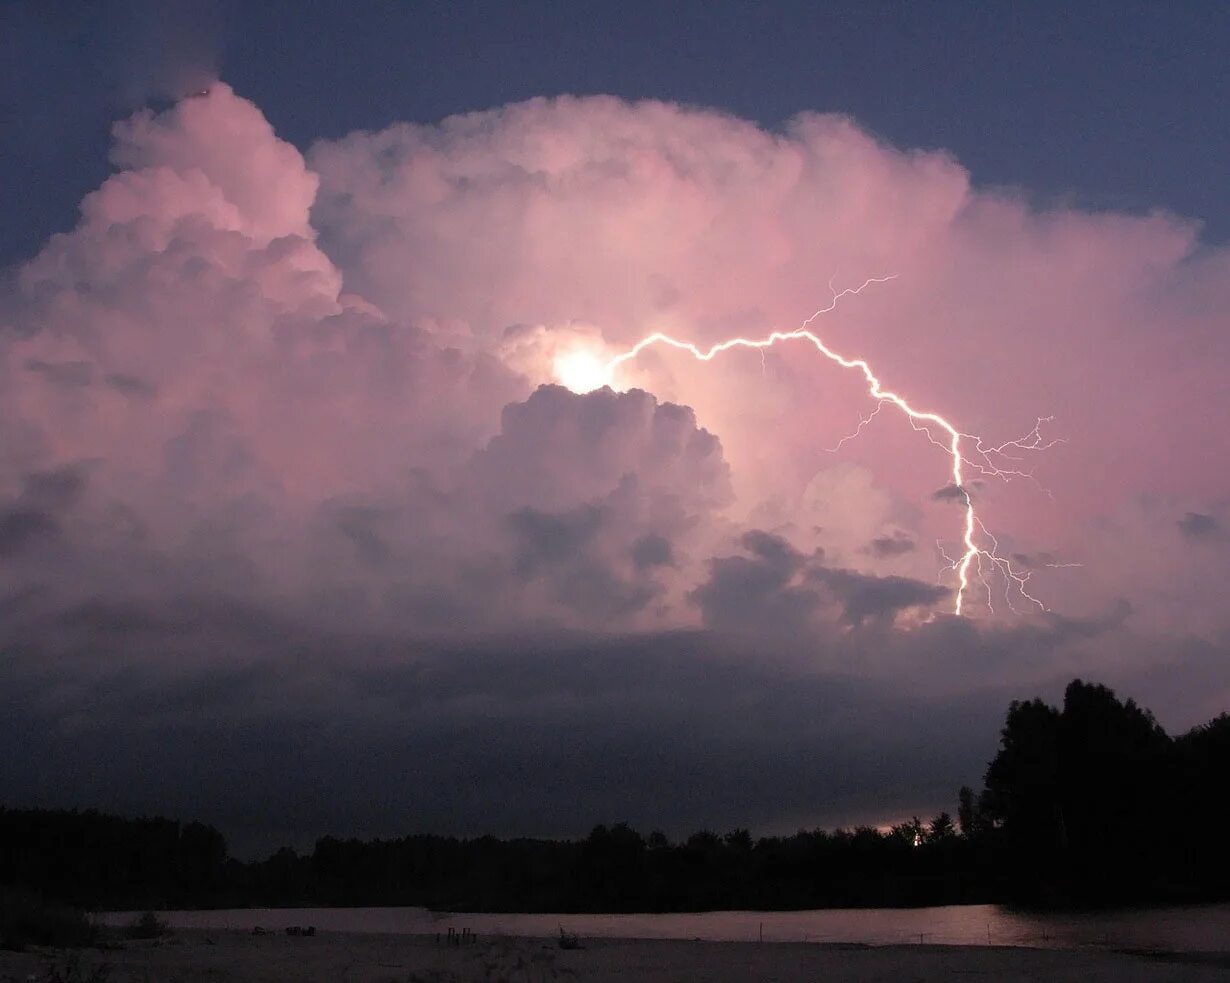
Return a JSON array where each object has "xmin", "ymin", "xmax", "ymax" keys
[{"xmin": 553, "ymin": 277, "xmax": 1059, "ymax": 617}]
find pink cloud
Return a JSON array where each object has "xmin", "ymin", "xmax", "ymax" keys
[
  {"xmin": 110, "ymin": 83, "xmax": 318, "ymax": 244},
  {"xmin": 0, "ymin": 82, "xmax": 1226, "ymax": 713},
  {"xmin": 309, "ymin": 94, "xmax": 1230, "ymax": 636}
]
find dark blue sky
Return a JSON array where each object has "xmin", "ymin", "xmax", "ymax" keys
[{"xmin": 2, "ymin": 1, "xmax": 1227, "ymax": 268}]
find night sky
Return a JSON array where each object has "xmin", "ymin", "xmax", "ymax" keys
[{"xmin": 2, "ymin": 2, "xmax": 1228, "ymax": 856}]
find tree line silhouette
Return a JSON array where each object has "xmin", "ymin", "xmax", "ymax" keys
[
  {"xmin": 1, "ymin": 679, "xmax": 1226, "ymax": 914},
  {"xmin": 966, "ymin": 678, "xmax": 1230, "ymax": 905}
]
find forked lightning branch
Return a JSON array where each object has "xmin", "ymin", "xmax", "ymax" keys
[{"xmin": 552, "ymin": 277, "xmax": 1062, "ymax": 617}]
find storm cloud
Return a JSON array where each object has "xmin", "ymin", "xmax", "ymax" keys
[{"xmin": 1, "ymin": 83, "xmax": 1228, "ymax": 850}]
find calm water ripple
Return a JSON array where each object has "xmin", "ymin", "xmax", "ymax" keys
[{"xmin": 100, "ymin": 902, "xmax": 1230, "ymax": 951}]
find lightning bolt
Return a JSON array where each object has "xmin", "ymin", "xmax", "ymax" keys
[{"xmin": 587, "ymin": 276, "xmax": 1055, "ymax": 617}]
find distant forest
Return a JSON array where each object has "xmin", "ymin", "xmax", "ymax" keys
[{"xmin": 2, "ymin": 679, "xmax": 1228, "ymax": 913}]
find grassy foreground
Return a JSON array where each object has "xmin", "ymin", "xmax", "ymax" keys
[{"xmin": 2, "ymin": 930, "xmax": 1229, "ymax": 983}]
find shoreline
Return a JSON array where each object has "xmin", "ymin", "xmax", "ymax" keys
[
  {"xmin": 92, "ymin": 900, "xmax": 1230, "ymax": 952},
  {"xmin": 3, "ymin": 929, "xmax": 1229, "ymax": 982}
]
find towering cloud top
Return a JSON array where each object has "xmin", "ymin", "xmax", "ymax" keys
[
  {"xmin": 309, "ymin": 96, "xmax": 973, "ymax": 340},
  {"xmin": 109, "ymin": 82, "xmax": 319, "ymax": 244}
]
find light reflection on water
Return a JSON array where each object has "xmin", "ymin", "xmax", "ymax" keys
[{"xmin": 101, "ymin": 902, "xmax": 1230, "ymax": 951}]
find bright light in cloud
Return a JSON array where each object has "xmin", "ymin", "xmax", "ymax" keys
[{"xmin": 553, "ymin": 348, "xmax": 611, "ymax": 394}]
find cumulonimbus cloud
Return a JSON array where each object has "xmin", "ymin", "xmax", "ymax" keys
[
  {"xmin": 5, "ymin": 79, "xmax": 1230, "ymax": 639},
  {"xmin": 0, "ymin": 82, "xmax": 1228, "ymax": 845}
]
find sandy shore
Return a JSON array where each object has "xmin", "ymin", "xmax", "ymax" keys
[{"xmin": 2, "ymin": 930, "xmax": 1228, "ymax": 982}]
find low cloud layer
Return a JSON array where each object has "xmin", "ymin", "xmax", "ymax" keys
[{"xmin": 1, "ymin": 83, "xmax": 1228, "ymax": 850}]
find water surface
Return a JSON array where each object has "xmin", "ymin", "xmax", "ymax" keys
[{"xmin": 102, "ymin": 902, "xmax": 1230, "ymax": 951}]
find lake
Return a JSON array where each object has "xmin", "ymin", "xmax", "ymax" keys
[{"xmin": 101, "ymin": 902, "xmax": 1230, "ymax": 951}]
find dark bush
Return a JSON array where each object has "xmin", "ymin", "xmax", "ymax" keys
[
  {"xmin": 121, "ymin": 911, "xmax": 170, "ymax": 940},
  {"xmin": 0, "ymin": 887, "xmax": 95, "ymax": 950}
]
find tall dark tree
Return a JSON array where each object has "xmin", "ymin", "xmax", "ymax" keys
[
  {"xmin": 928, "ymin": 813, "xmax": 956, "ymax": 841},
  {"xmin": 1172, "ymin": 712, "xmax": 1230, "ymax": 893},
  {"xmin": 956, "ymin": 786, "xmax": 980, "ymax": 837},
  {"xmin": 981, "ymin": 698, "xmax": 1062, "ymax": 845},
  {"xmin": 1055, "ymin": 680, "xmax": 1171, "ymax": 898},
  {"xmin": 977, "ymin": 680, "xmax": 1184, "ymax": 903}
]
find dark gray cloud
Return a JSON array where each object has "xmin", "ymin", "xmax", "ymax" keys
[
  {"xmin": 53, "ymin": 598, "xmax": 171, "ymax": 637},
  {"xmin": 931, "ymin": 483, "xmax": 968, "ymax": 503},
  {"xmin": 0, "ymin": 605, "xmax": 1001, "ymax": 856},
  {"xmin": 809, "ymin": 567, "xmax": 950, "ymax": 626},
  {"xmin": 690, "ymin": 531, "xmax": 820, "ymax": 636},
  {"xmin": 631, "ymin": 533, "xmax": 673, "ymax": 570},
  {"xmin": 508, "ymin": 505, "xmax": 605, "ymax": 574},
  {"xmin": 0, "ymin": 507, "xmax": 62, "ymax": 557},
  {"xmin": 506, "ymin": 504, "xmax": 661, "ymax": 622},
  {"xmin": 332, "ymin": 506, "xmax": 394, "ymax": 567},
  {"xmin": 25, "ymin": 358, "xmax": 94, "ymax": 387},
  {"xmin": 470, "ymin": 385, "xmax": 730, "ymax": 516},
  {"xmin": 868, "ymin": 531, "xmax": 916, "ymax": 558},
  {"xmin": 692, "ymin": 530, "xmax": 947, "ymax": 632},
  {"xmin": 0, "ymin": 465, "xmax": 88, "ymax": 556},
  {"xmin": 22, "ymin": 464, "xmax": 89, "ymax": 510},
  {"xmin": 1010, "ymin": 550, "xmax": 1055, "ymax": 569},
  {"xmin": 105, "ymin": 372, "xmax": 157, "ymax": 398},
  {"xmin": 1179, "ymin": 511, "xmax": 1221, "ymax": 541},
  {"xmin": 0, "ymin": 591, "xmax": 1210, "ymax": 858}
]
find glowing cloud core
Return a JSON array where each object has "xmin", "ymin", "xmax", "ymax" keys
[{"xmin": 553, "ymin": 349, "xmax": 611, "ymax": 394}]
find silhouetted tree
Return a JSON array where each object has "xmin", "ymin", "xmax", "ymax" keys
[
  {"xmin": 956, "ymin": 786, "xmax": 983, "ymax": 838},
  {"xmin": 1055, "ymin": 680, "xmax": 1170, "ymax": 899},
  {"xmin": 891, "ymin": 817, "xmax": 925, "ymax": 847},
  {"xmin": 578, "ymin": 823, "xmax": 646, "ymax": 911},
  {"xmin": 982, "ymin": 698, "xmax": 1061, "ymax": 836},
  {"xmin": 974, "ymin": 679, "xmax": 1197, "ymax": 903},
  {"xmin": 928, "ymin": 812, "xmax": 955, "ymax": 841}
]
